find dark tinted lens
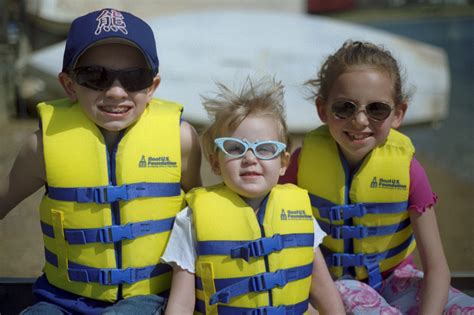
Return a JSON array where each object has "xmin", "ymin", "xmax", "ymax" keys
[
  {"xmin": 73, "ymin": 67, "xmax": 154, "ymax": 92},
  {"xmin": 118, "ymin": 69, "xmax": 154, "ymax": 92},
  {"xmin": 331, "ymin": 101, "xmax": 357, "ymax": 119},
  {"xmin": 222, "ymin": 139, "xmax": 246, "ymax": 156},
  {"xmin": 74, "ymin": 66, "xmax": 112, "ymax": 90},
  {"xmin": 366, "ymin": 102, "xmax": 393, "ymax": 121}
]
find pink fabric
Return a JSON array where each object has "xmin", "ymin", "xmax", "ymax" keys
[
  {"xmin": 278, "ymin": 147, "xmax": 437, "ymax": 212},
  {"xmin": 408, "ymin": 157, "xmax": 438, "ymax": 213},
  {"xmin": 336, "ymin": 263, "xmax": 474, "ymax": 314}
]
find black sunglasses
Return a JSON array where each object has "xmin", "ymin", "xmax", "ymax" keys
[
  {"xmin": 71, "ymin": 66, "xmax": 154, "ymax": 92},
  {"xmin": 331, "ymin": 101, "xmax": 394, "ymax": 122}
]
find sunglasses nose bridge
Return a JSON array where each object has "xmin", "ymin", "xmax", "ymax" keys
[
  {"xmin": 242, "ymin": 145, "xmax": 258, "ymax": 161},
  {"xmin": 352, "ymin": 109, "xmax": 370, "ymax": 124},
  {"xmin": 105, "ymin": 76, "xmax": 129, "ymax": 97}
]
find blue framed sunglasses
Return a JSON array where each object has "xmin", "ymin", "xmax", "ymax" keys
[{"xmin": 214, "ymin": 137, "xmax": 286, "ymax": 160}]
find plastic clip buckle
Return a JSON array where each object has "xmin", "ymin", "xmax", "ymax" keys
[
  {"xmin": 250, "ymin": 235, "xmax": 283, "ymax": 257},
  {"xmin": 251, "ymin": 270, "xmax": 287, "ymax": 292},
  {"xmin": 105, "ymin": 185, "xmax": 128, "ymax": 203},
  {"xmin": 100, "ymin": 268, "xmax": 134, "ymax": 285},
  {"xmin": 328, "ymin": 206, "xmax": 345, "ymax": 222},
  {"xmin": 100, "ymin": 224, "xmax": 134, "ymax": 243}
]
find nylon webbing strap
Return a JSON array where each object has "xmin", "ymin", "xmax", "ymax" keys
[
  {"xmin": 318, "ymin": 218, "xmax": 411, "ymax": 239},
  {"xmin": 197, "ymin": 233, "xmax": 314, "ymax": 261},
  {"xmin": 41, "ymin": 218, "xmax": 175, "ymax": 244},
  {"xmin": 44, "ymin": 250, "xmax": 172, "ymax": 285},
  {"xmin": 48, "ymin": 182, "xmax": 181, "ymax": 203},
  {"xmin": 309, "ymin": 193, "xmax": 408, "ymax": 221},
  {"xmin": 206, "ymin": 263, "xmax": 313, "ymax": 305},
  {"xmin": 321, "ymin": 235, "xmax": 414, "ymax": 269},
  {"xmin": 195, "ymin": 298, "xmax": 309, "ymax": 314},
  {"xmin": 63, "ymin": 218, "xmax": 175, "ymax": 244}
]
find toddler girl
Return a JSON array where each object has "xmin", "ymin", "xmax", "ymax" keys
[{"xmin": 162, "ymin": 77, "xmax": 345, "ymax": 314}]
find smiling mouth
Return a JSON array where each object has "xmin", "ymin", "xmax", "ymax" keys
[
  {"xmin": 345, "ymin": 131, "xmax": 372, "ymax": 141},
  {"xmin": 240, "ymin": 172, "xmax": 262, "ymax": 177},
  {"xmin": 98, "ymin": 105, "xmax": 132, "ymax": 114}
]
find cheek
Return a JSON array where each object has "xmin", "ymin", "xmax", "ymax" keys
[{"xmin": 219, "ymin": 158, "xmax": 237, "ymax": 178}]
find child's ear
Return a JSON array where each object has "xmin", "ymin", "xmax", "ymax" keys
[
  {"xmin": 279, "ymin": 151, "xmax": 291, "ymax": 176},
  {"xmin": 316, "ymin": 97, "xmax": 329, "ymax": 123},
  {"xmin": 146, "ymin": 74, "xmax": 161, "ymax": 101},
  {"xmin": 391, "ymin": 102, "xmax": 408, "ymax": 128},
  {"xmin": 209, "ymin": 153, "xmax": 221, "ymax": 175},
  {"xmin": 58, "ymin": 72, "xmax": 77, "ymax": 101}
]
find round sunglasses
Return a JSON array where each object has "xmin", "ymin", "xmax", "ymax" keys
[
  {"xmin": 71, "ymin": 65, "xmax": 154, "ymax": 92},
  {"xmin": 214, "ymin": 137, "xmax": 286, "ymax": 160},
  {"xmin": 331, "ymin": 101, "xmax": 394, "ymax": 122}
]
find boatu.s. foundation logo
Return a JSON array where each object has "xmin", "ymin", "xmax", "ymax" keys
[
  {"xmin": 370, "ymin": 176, "xmax": 407, "ymax": 190},
  {"xmin": 138, "ymin": 155, "xmax": 177, "ymax": 168},
  {"xmin": 280, "ymin": 209, "xmax": 312, "ymax": 221}
]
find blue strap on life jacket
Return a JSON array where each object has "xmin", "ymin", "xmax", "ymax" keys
[
  {"xmin": 197, "ymin": 233, "xmax": 314, "ymax": 262},
  {"xmin": 41, "ymin": 218, "xmax": 175, "ymax": 244},
  {"xmin": 47, "ymin": 182, "xmax": 181, "ymax": 203},
  {"xmin": 44, "ymin": 248, "xmax": 171, "ymax": 285},
  {"xmin": 195, "ymin": 298, "xmax": 309, "ymax": 315},
  {"xmin": 204, "ymin": 263, "xmax": 313, "ymax": 305},
  {"xmin": 322, "ymin": 235, "xmax": 414, "ymax": 268},
  {"xmin": 318, "ymin": 218, "xmax": 411, "ymax": 239},
  {"xmin": 321, "ymin": 235, "xmax": 414, "ymax": 289},
  {"xmin": 309, "ymin": 193, "xmax": 408, "ymax": 222},
  {"xmin": 40, "ymin": 221, "xmax": 55, "ymax": 239}
]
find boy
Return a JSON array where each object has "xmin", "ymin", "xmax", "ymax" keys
[{"xmin": 0, "ymin": 8, "xmax": 201, "ymax": 314}]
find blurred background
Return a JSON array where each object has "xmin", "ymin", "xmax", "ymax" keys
[{"xmin": 0, "ymin": 0, "xmax": 473, "ymax": 313}]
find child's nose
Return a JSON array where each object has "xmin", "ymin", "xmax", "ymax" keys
[
  {"xmin": 242, "ymin": 149, "xmax": 258, "ymax": 163},
  {"xmin": 353, "ymin": 110, "xmax": 370, "ymax": 126},
  {"xmin": 105, "ymin": 79, "xmax": 128, "ymax": 98}
]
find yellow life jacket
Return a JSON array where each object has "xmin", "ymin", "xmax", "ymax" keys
[
  {"xmin": 37, "ymin": 98, "xmax": 185, "ymax": 302},
  {"xmin": 187, "ymin": 183, "xmax": 315, "ymax": 314},
  {"xmin": 298, "ymin": 125, "xmax": 416, "ymax": 289}
]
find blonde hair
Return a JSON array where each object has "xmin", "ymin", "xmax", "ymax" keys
[
  {"xmin": 306, "ymin": 40, "xmax": 410, "ymax": 105},
  {"xmin": 201, "ymin": 76, "xmax": 289, "ymax": 161}
]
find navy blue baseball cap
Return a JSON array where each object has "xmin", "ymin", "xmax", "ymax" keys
[{"xmin": 62, "ymin": 8, "xmax": 159, "ymax": 74}]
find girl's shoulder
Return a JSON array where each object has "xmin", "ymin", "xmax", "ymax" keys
[{"xmin": 409, "ymin": 157, "xmax": 437, "ymax": 213}]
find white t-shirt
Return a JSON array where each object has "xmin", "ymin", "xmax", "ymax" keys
[{"xmin": 161, "ymin": 206, "xmax": 327, "ymax": 273}]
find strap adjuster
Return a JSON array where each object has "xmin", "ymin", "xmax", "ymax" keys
[
  {"xmin": 331, "ymin": 253, "xmax": 365, "ymax": 267},
  {"xmin": 230, "ymin": 235, "xmax": 283, "ymax": 261},
  {"xmin": 328, "ymin": 203, "xmax": 366, "ymax": 222},
  {"xmin": 99, "ymin": 185, "xmax": 128, "ymax": 203},
  {"xmin": 330, "ymin": 225, "xmax": 368, "ymax": 239},
  {"xmin": 83, "ymin": 185, "xmax": 128, "ymax": 203},
  {"xmin": 99, "ymin": 268, "xmax": 135, "ymax": 285},
  {"xmin": 251, "ymin": 306, "xmax": 286, "ymax": 315},
  {"xmin": 99, "ymin": 224, "xmax": 134, "ymax": 243},
  {"xmin": 250, "ymin": 270, "xmax": 287, "ymax": 292},
  {"xmin": 328, "ymin": 206, "xmax": 345, "ymax": 221}
]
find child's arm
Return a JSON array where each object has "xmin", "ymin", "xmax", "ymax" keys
[
  {"xmin": 165, "ymin": 266, "xmax": 195, "ymax": 314},
  {"xmin": 410, "ymin": 207, "xmax": 450, "ymax": 315},
  {"xmin": 180, "ymin": 121, "xmax": 202, "ymax": 192},
  {"xmin": 0, "ymin": 130, "xmax": 45, "ymax": 219},
  {"xmin": 309, "ymin": 248, "xmax": 345, "ymax": 315}
]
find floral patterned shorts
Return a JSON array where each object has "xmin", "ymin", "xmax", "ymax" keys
[{"xmin": 336, "ymin": 263, "xmax": 474, "ymax": 315}]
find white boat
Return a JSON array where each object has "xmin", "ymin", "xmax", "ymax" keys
[{"xmin": 27, "ymin": 10, "xmax": 449, "ymax": 132}]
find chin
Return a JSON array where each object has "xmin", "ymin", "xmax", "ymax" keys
[{"xmin": 99, "ymin": 121, "xmax": 132, "ymax": 131}]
